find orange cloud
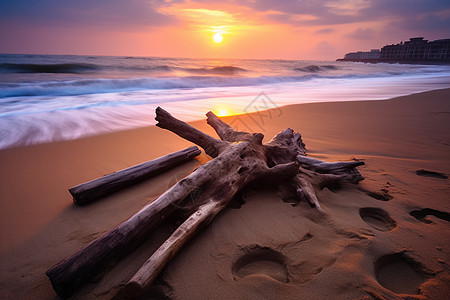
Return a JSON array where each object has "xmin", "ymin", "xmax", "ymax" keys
[{"xmin": 1, "ymin": 0, "xmax": 449, "ymax": 59}]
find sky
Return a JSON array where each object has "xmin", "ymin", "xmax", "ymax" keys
[{"xmin": 0, "ymin": 0, "xmax": 449, "ymax": 60}]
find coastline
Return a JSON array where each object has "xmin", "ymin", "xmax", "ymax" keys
[
  {"xmin": 0, "ymin": 88, "xmax": 449, "ymax": 299},
  {"xmin": 2, "ymin": 54, "xmax": 450, "ymax": 151},
  {"xmin": 336, "ymin": 58, "xmax": 450, "ymax": 65}
]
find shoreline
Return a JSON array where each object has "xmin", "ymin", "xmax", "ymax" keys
[
  {"xmin": 1, "ymin": 86, "xmax": 449, "ymax": 152},
  {"xmin": 1, "ymin": 88, "xmax": 449, "ymax": 299}
]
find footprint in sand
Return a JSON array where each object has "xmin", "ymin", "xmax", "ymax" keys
[
  {"xmin": 366, "ymin": 190, "xmax": 393, "ymax": 201},
  {"xmin": 232, "ymin": 247, "xmax": 289, "ymax": 283},
  {"xmin": 416, "ymin": 169, "xmax": 448, "ymax": 179},
  {"xmin": 374, "ymin": 253, "xmax": 428, "ymax": 295},
  {"xmin": 359, "ymin": 207, "xmax": 397, "ymax": 232},
  {"xmin": 410, "ymin": 208, "xmax": 450, "ymax": 224}
]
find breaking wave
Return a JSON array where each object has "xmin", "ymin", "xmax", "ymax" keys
[
  {"xmin": 0, "ymin": 69, "xmax": 413, "ymax": 98},
  {"xmin": 1, "ymin": 54, "xmax": 449, "ymax": 149},
  {"xmin": 0, "ymin": 75, "xmax": 312, "ymax": 98},
  {"xmin": 294, "ymin": 65, "xmax": 340, "ymax": 72},
  {"xmin": 0, "ymin": 62, "xmax": 248, "ymax": 75},
  {"xmin": 0, "ymin": 63, "xmax": 99, "ymax": 74},
  {"xmin": 183, "ymin": 66, "xmax": 248, "ymax": 75}
]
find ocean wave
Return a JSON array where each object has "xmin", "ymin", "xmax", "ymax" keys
[
  {"xmin": 0, "ymin": 62, "xmax": 249, "ymax": 76},
  {"xmin": 1, "ymin": 62, "xmax": 444, "ymax": 98},
  {"xmin": 1, "ymin": 72, "xmax": 449, "ymax": 149},
  {"xmin": 0, "ymin": 63, "xmax": 99, "ymax": 74},
  {"xmin": 123, "ymin": 65, "xmax": 174, "ymax": 72},
  {"xmin": 0, "ymin": 108, "xmax": 157, "ymax": 149},
  {"xmin": 0, "ymin": 75, "xmax": 312, "ymax": 98},
  {"xmin": 121, "ymin": 65, "xmax": 248, "ymax": 75},
  {"xmin": 294, "ymin": 65, "xmax": 339, "ymax": 72},
  {"xmin": 182, "ymin": 66, "xmax": 248, "ymax": 75},
  {"xmin": 1, "ymin": 71, "xmax": 423, "ymax": 98}
]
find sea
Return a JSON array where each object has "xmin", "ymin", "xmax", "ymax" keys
[{"xmin": 1, "ymin": 53, "xmax": 449, "ymax": 149}]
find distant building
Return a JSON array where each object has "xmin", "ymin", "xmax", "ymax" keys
[
  {"xmin": 344, "ymin": 49, "xmax": 380, "ymax": 60},
  {"xmin": 339, "ymin": 37, "xmax": 450, "ymax": 63},
  {"xmin": 381, "ymin": 37, "xmax": 450, "ymax": 61}
]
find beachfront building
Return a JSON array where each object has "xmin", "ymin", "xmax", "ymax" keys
[
  {"xmin": 344, "ymin": 49, "xmax": 380, "ymax": 60},
  {"xmin": 340, "ymin": 37, "xmax": 450, "ymax": 63},
  {"xmin": 380, "ymin": 37, "xmax": 450, "ymax": 61}
]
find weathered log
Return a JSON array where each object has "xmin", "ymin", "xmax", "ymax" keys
[
  {"xmin": 47, "ymin": 107, "xmax": 365, "ymax": 298},
  {"xmin": 47, "ymin": 131, "xmax": 297, "ymax": 297},
  {"xmin": 47, "ymin": 151, "xmax": 212, "ymax": 298},
  {"xmin": 69, "ymin": 146, "xmax": 201, "ymax": 205},
  {"xmin": 119, "ymin": 110, "xmax": 301, "ymax": 297},
  {"xmin": 123, "ymin": 200, "xmax": 223, "ymax": 297},
  {"xmin": 119, "ymin": 109, "xmax": 363, "ymax": 296}
]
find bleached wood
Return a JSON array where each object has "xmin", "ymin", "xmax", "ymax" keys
[
  {"xmin": 156, "ymin": 107, "xmax": 227, "ymax": 157},
  {"xmin": 46, "ymin": 156, "xmax": 211, "ymax": 298},
  {"xmin": 206, "ymin": 111, "xmax": 249, "ymax": 142},
  {"xmin": 294, "ymin": 175, "xmax": 324, "ymax": 212},
  {"xmin": 124, "ymin": 200, "xmax": 223, "ymax": 297},
  {"xmin": 297, "ymin": 155, "xmax": 364, "ymax": 173},
  {"xmin": 46, "ymin": 108, "xmax": 365, "ymax": 298},
  {"xmin": 69, "ymin": 146, "xmax": 201, "ymax": 204}
]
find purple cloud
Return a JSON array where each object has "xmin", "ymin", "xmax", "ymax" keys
[{"xmin": 0, "ymin": 0, "xmax": 177, "ymax": 28}]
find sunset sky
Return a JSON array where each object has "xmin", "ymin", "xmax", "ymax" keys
[{"xmin": 1, "ymin": 0, "xmax": 449, "ymax": 60}]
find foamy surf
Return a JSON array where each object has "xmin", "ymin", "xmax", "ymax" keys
[{"xmin": 0, "ymin": 54, "xmax": 449, "ymax": 149}]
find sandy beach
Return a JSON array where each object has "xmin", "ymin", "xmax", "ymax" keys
[{"xmin": 0, "ymin": 88, "xmax": 449, "ymax": 299}]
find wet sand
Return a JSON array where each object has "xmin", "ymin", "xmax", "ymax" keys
[{"xmin": 0, "ymin": 89, "xmax": 449, "ymax": 299}]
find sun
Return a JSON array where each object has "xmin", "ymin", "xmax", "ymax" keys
[
  {"xmin": 218, "ymin": 108, "xmax": 228, "ymax": 116},
  {"xmin": 214, "ymin": 104, "xmax": 236, "ymax": 116},
  {"xmin": 213, "ymin": 32, "xmax": 223, "ymax": 43}
]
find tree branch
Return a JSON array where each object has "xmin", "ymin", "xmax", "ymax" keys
[
  {"xmin": 297, "ymin": 156, "xmax": 364, "ymax": 173},
  {"xmin": 294, "ymin": 174, "xmax": 324, "ymax": 212},
  {"xmin": 122, "ymin": 200, "xmax": 223, "ymax": 298},
  {"xmin": 46, "ymin": 163, "xmax": 211, "ymax": 298},
  {"xmin": 206, "ymin": 111, "xmax": 249, "ymax": 142},
  {"xmin": 155, "ymin": 107, "xmax": 228, "ymax": 157}
]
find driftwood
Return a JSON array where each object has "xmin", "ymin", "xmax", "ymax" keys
[
  {"xmin": 122, "ymin": 108, "xmax": 365, "ymax": 296},
  {"xmin": 124, "ymin": 200, "xmax": 223, "ymax": 297},
  {"xmin": 69, "ymin": 146, "xmax": 201, "ymax": 205},
  {"xmin": 46, "ymin": 107, "xmax": 364, "ymax": 298}
]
